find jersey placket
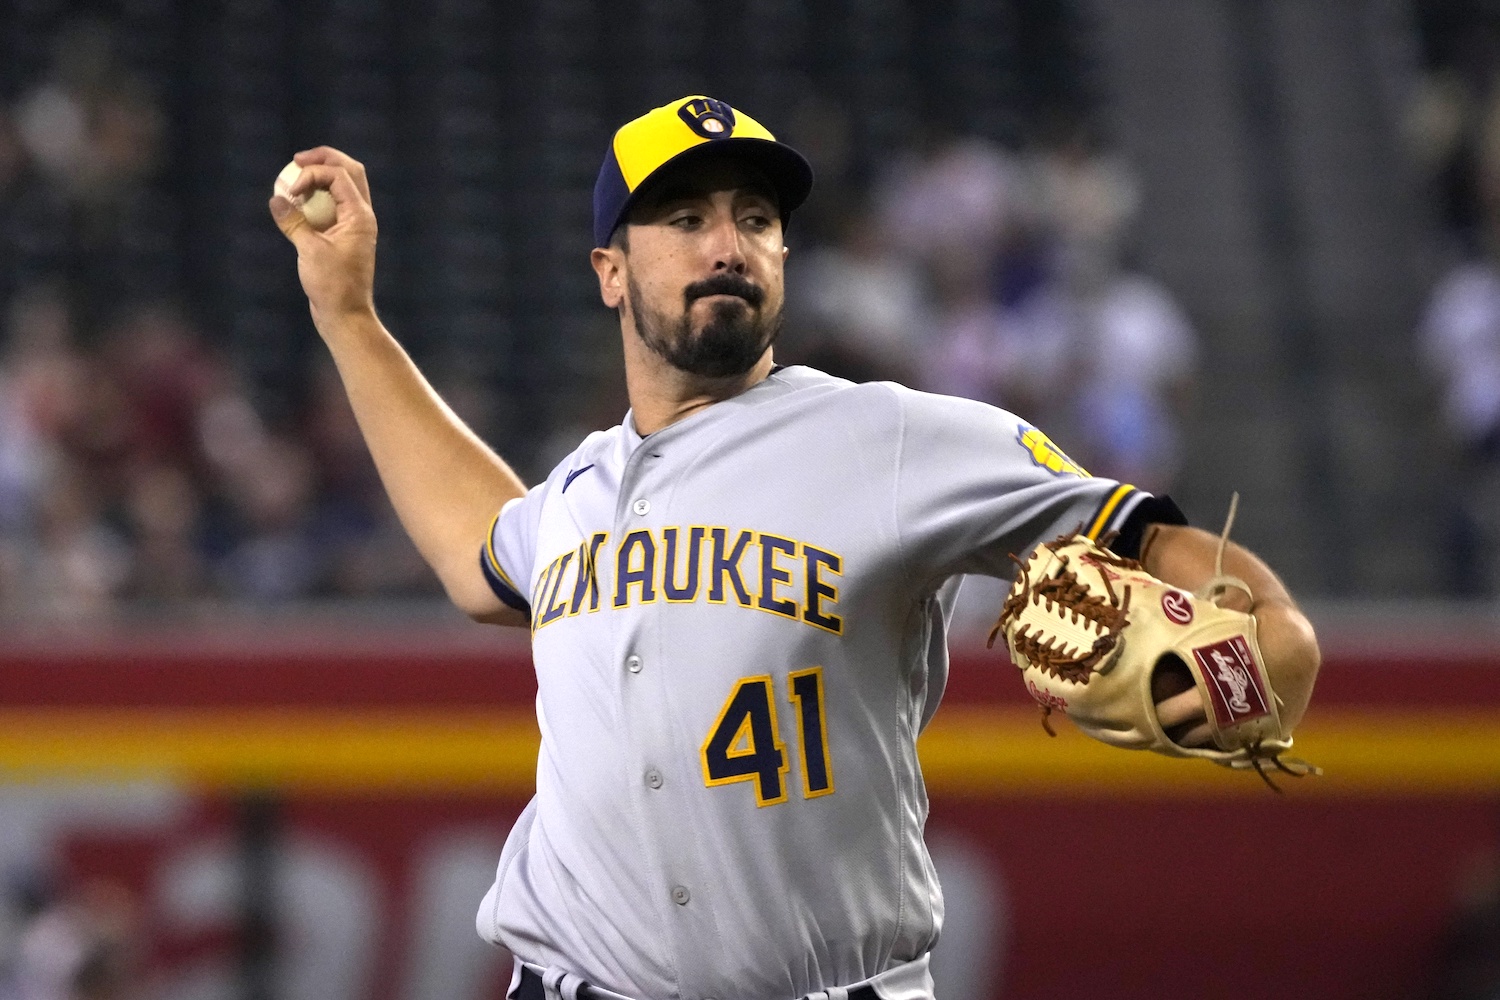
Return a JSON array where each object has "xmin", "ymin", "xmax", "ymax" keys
[{"xmin": 611, "ymin": 436, "xmax": 708, "ymax": 998}]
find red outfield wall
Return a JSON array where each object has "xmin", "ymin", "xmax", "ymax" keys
[{"xmin": 2, "ymin": 624, "xmax": 1498, "ymax": 999}]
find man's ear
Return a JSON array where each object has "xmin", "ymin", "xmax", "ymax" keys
[
  {"xmin": 782, "ymin": 244, "xmax": 790, "ymax": 262},
  {"xmin": 591, "ymin": 246, "xmax": 625, "ymax": 309}
]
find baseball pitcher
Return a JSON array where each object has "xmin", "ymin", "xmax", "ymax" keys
[{"xmin": 270, "ymin": 96, "xmax": 1321, "ymax": 1000}]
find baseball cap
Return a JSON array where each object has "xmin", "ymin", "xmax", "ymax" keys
[{"xmin": 593, "ymin": 95, "xmax": 814, "ymax": 249}]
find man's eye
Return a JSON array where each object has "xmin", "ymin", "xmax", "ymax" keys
[
  {"xmin": 741, "ymin": 214, "xmax": 771, "ymax": 230},
  {"xmin": 671, "ymin": 215, "xmax": 701, "ymax": 228}
]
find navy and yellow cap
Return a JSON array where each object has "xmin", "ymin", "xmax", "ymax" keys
[{"xmin": 593, "ymin": 96, "xmax": 814, "ymax": 249}]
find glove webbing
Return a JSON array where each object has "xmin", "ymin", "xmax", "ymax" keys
[{"xmin": 990, "ymin": 542, "xmax": 1133, "ymax": 684}]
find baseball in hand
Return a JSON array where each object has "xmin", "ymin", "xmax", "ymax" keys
[{"xmin": 273, "ymin": 160, "xmax": 337, "ymax": 231}]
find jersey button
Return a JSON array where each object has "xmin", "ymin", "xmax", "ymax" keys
[
  {"xmin": 671, "ymin": 885, "xmax": 690, "ymax": 905},
  {"xmin": 632, "ymin": 498, "xmax": 651, "ymax": 516},
  {"xmin": 645, "ymin": 768, "xmax": 663, "ymax": 789},
  {"xmin": 626, "ymin": 655, "xmax": 642, "ymax": 673}
]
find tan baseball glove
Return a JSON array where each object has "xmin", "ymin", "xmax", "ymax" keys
[{"xmin": 989, "ymin": 520, "xmax": 1317, "ymax": 789}]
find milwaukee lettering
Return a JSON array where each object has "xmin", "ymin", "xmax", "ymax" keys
[{"xmin": 530, "ymin": 527, "xmax": 844, "ymax": 635}]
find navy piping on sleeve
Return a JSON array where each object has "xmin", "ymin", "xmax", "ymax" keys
[
  {"xmin": 479, "ymin": 549, "xmax": 532, "ymax": 614},
  {"xmin": 1107, "ymin": 494, "xmax": 1189, "ymax": 561}
]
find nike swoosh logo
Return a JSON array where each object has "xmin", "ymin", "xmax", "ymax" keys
[{"xmin": 562, "ymin": 464, "xmax": 595, "ymax": 493}]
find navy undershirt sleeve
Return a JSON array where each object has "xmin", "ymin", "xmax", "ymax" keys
[{"xmin": 1107, "ymin": 494, "xmax": 1189, "ymax": 561}]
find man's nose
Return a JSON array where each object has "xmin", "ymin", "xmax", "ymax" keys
[{"xmin": 707, "ymin": 216, "xmax": 747, "ymax": 274}]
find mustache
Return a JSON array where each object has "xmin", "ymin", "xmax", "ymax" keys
[{"xmin": 684, "ymin": 274, "xmax": 765, "ymax": 308}]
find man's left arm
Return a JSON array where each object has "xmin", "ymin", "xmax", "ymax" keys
[{"xmin": 1139, "ymin": 523, "xmax": 1322, "ymax": 745}]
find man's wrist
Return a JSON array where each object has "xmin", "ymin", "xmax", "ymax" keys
[{"xmin": 311, "ymin": 299, "xmax": 380, "ymax": 339}]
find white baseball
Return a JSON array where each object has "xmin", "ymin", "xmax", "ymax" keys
[{"xmin": 273, "ymin": 160, "xmax": 337, "ymax": 231}]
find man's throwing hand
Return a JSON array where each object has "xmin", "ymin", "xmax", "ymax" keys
[{"xmin": 268, "ymin": 146, "xmax": 378, "ymax": 329}]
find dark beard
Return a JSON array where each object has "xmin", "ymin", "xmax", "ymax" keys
[{"xmin": 629, "ymin": 272, "xmax": 783, "ymax": 378}]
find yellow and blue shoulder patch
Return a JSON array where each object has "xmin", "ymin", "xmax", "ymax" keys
[{"xmin": 1016, "ymin": 424, "xmax": 1088, "ymax": 478}]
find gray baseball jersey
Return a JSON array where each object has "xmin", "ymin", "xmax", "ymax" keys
[{"xmin": 475, "ymin": 366, "xmax": 1152, "ymax": 1000}]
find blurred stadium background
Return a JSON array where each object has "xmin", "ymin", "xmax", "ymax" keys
[{"xmin": 5, "ymin": 0, "xmax": 1500, "ymax": 997}]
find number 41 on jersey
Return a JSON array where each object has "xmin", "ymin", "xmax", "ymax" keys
[{"xmin": 700, "ymin": 667, "xmax": 834, "ymax": 806}]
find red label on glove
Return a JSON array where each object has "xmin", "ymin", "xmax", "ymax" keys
[
  {"xmin": 1191, "ymin": 636, "xmax": 1271, "ymax": 726},
  {"xmin": 1161, "ymin": 590, "xmax": 1194, "ymax": 625}
]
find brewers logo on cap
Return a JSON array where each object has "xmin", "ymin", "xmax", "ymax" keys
[
  {"xmin": 593, "ymin": 95, "xmax": 814, "ymax": 248},
  {"xmin": 678, "ymin": 98, "xmax": 736, "ymax": 138}
]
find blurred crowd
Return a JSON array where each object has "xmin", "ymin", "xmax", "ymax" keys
[
  {"xmin": 1413, "ymin": 3, "xmax": 1500, "ymax": 599},
  {"xmin": 0, "ymin": 19, "xmax": 442, "ymax": 619},
  {"xmin": 0, "ymin": 285, "xmax": 439, "ymax": 618},
  {"xmin": 0, "ymin": 18, "xmax": 169, "ymax": 336}
]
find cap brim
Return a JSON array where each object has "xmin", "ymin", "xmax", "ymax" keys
[{"xmin": 613, "ymin": 137, "xmax": 814, "ymax": 239}]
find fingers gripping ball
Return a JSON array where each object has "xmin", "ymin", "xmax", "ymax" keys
[
  {"xmin": 989, "ymin": 532, "xmax": 1318, "ymax": 789},
  {"xmin": 273, "ymin": 161, "xmax": 337, "ymax": 231}
]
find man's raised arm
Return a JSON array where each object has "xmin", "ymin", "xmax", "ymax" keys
[{"xmin": 269, "ymin": 146, "xmax": 527, "ymax": 626}]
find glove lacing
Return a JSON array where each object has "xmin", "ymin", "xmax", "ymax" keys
[{"xmin": 1195, "ymin": 492, "xmax": 1254, "ymax": 610}]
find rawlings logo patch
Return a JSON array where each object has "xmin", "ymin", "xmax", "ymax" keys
[
  {"xmin": 1161, "ymin": 590, "xmax": 1194, "ymax": 625},
  {"xmin": 1016, "ymin": 424, "xmax": 1088, "ymax": 478},
  {"xmin": 1192, "ymin": 636, "xmax": 1270, "ymax": 726}
]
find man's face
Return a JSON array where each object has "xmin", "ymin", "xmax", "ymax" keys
[{"xmin": 609, "ymin": 156, "xmax": 787, "ymax": 378}]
